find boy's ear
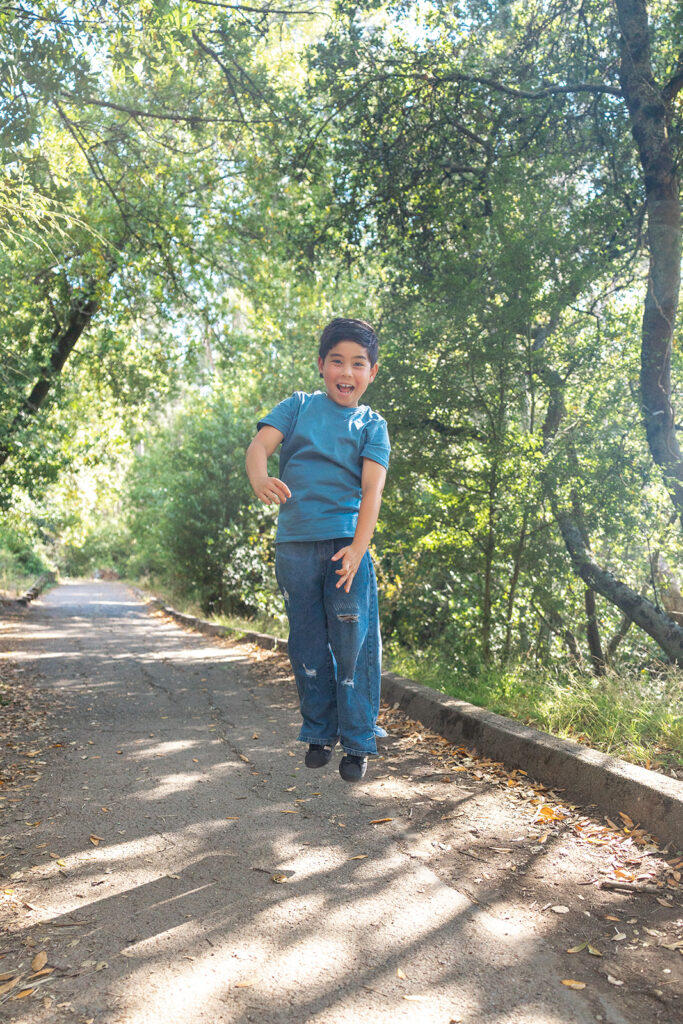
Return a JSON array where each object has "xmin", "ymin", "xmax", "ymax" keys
[
  {"xmin": 369, "ymin": 361, "xmax": 379, "ymax": 382},
  {"xmin": 317, "ymin": 355, "xmax": 324, "ymax": 376}
]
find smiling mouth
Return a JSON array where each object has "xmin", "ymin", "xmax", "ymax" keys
[{"xmin": 337, "ymin": 384, "xmax": 354, "ymax": 395}]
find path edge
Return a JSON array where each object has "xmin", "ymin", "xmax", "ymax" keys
[{"xmin": 136, "ymin": 588, "xmax": 683, "ymax": 847}]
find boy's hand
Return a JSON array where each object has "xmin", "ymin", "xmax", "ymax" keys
[
  {"xmin": 332, "ymin": 545, "xmax": 363, "ymax": 593},
  {"xmin": 253, "ymin": 476, "xmax": 292, "ymax": 505}
]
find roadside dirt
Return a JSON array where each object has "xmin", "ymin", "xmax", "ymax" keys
[{"xmin": 0, "ymin": 581, "xmax": 681, "ymax": 1024}]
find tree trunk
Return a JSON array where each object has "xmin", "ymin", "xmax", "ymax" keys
[
  {"xmin": 584, "ymin": 587, "xmax": 605, "ymax": 676},
  {"xmin": 555, "ymin": 509, "xmax": 683, "ymax": 664},
  {"xmin": 615, "ymin": 0, "xmax": 683, "ymax": 520},
  {"xmin": 0, "ymin": 292, "xmax": 99, "ymax": 469}
]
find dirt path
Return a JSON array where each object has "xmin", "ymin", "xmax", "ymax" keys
[{"xmin": 0, "ymin": 581, "xmax": 681, "ymax": 1024}]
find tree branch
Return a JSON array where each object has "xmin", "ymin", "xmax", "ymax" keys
[
  {"xmin": 58, "ymin": 92, "xmax": 234, "ymax": 126},
  {"xmin": 662, "ymin": 50, "xmax": 683, "ymax": 102},
  {"xmin": 433, "ymin": 72, "xmax": 623, "ymax": 100}
]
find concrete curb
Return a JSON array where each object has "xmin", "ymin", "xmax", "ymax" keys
[
  {"xmin": 0, "ymin": 571, "xmax": 57, "ymax": 609},
  {"xmin": 138, "ymin": 589, "xmax": 683, "ymax": 848}
]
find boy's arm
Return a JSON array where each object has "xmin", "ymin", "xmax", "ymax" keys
[
  {"xmin": 332, "ymin": 458, "xmax": 387, "ymax": 592},
  {"xmin": 246, "ymin": 425, "xmax": 292, "ymax": 504}
]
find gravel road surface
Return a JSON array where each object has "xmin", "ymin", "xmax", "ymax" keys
[{"xmin": 0, "ymin": 581, "xmax": 681, "ymax": 1024}]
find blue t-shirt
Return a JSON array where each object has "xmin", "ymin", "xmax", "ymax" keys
[{"xmin": 257, "ymin": 391, "xmax": 391, "ymax": 543}]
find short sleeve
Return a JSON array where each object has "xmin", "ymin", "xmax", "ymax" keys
[
  {"xmin": 257, "ymin": 392, "xmax": 303, "ymax": 441},
  {"xmin": 360, "ymin": 416, "xmax": 391, "ymax": 469}
]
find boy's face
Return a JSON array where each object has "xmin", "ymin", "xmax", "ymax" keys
[{"xmin": 318, "ymin": 340, "xmax": 378, "ymax": 408}]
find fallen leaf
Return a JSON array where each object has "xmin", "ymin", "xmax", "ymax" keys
[
  {"xmin": 656, "ymin": 898, "xmax": 673, "ymax": 908},
  {"xmin": 31, "ymin": 951, "xmax": 47, "ymax": 972},
  {"xmin": 95, "ymin": 961, "xmax": 108, "ymax": 971},
  {"xmin": 551, "ymin": 906, "xmax": 570, "ymax": 914},
  {"xmin": 280, "ymin": 810, "xmax": 298, "ymax": 814},
  {"xmin": 587, "ymin": 945, "xmax": 603, "ymax": 957},
  {"xmin": 397, "ymin": 967, "xmax": 407, "ymax": 979},
  {"xmin": 11, "ymin": 988, "xmax": 34, "ymax": 999},
  {"xmin": 618, "ymin": 812, "xmax": 634, "ymax": 829},
  {"xmin": 89, "ymin": 835, "xmax": 103, "ymax": 846},
  {"xmin": 561, "ymin": 980, "xmax": 586, "ymax": 990},
  {"xmin": 607, "ymin": 975, "xmax": 624, "ymax": 986},
  {"xmin": 252, "ymin": 733, "xmax": 259, "ymax": 739},
  {"xmin": 271, "ymin": 874, "xmax": 288, "ymax": 884},
  {"xmin": 535, "ymin": 805, "xmax": 566, "ymax": 823},
  {"xmin": 239, "ymin": 754, "xmax": 250, "ymax": 763},
  {"xmin": 0, "ymin": 976, "xmax": 21, "ymax": 996},
  {"xmin": 567, "ymin": 943, "xmax": 587, "ymax": 953},
  {"xmin": 349, "ymin": 855, "xmax": 368, "ymax": 861},
  {"xmin": 403, "ymin": 994, "xmax": 426, "ymax": 1001},
  {"xmin": 370, "ymin": 817, "xmax": 393, "ymax": 824},
  {"xmin": 235, "ymin": 982, "xmax": 252, "ymax": 988},
  {"xmin": 225, "ymin": 816, "xmax": 240, "ymax": 820}
]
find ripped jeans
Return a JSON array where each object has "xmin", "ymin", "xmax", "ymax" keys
[{"xmin": 275, "ymin": 539, "xmax": 382, "ymax": 757}]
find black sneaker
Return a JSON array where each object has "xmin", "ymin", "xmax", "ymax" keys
[
  {"xmin": 305, "ymin": 744, "xmax": 333, "ymax": 768},
  {"xmin": 339, "ymin": 754, "xmax": 368, "ymax": 782}
]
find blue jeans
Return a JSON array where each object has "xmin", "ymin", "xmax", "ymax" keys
[{"xmin": 275, "ymin": 539, "xmax": 383, "ymax": 757}]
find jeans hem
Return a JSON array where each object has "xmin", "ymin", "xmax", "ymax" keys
[
  {"xmin": 341, "ymin": 744, "xmax": 376, "ymax": 757},
  {"xmin": 298, "ymin": 735, "xmax": 339, "ymax": 747}
]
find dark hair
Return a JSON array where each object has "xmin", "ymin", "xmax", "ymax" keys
[{"xmin": 319, "ymin": 317, "xmax": 379, "ymax": 364}]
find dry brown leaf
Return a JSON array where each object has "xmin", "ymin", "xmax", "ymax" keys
[
  {"xmin": 618, "ymin": 811, "xmax": 635, "ymax": 829},
  {"xmin": 567, "ymin": 943, "xmax": 587, "ymax": 954},
  {"xmin": 252, "ymin": 733, "xmax": 259, "ymax": 739},
  {"xmin": 31, "ymin": 951, "xmax": 47, "ymax": 972},
  {"xmin": 11, "ymin": 988, "xmax": 34, "ymax": 999},
  {"xmin": 587, "ymin": 945, "xmax": 602, "ymax": 957},
  {"xmin": 535, "ymin": 805, "xmax": 566, "ymax": 823},
  {"xmin": 397, "ymin": 967, "xmax": 407, "ymax": 979},
  {"xmin": 235, "ymin": 982, "xmax": 253, "ymax": 988},
  {"xmin": 370, "ymin": 817, "xmax": 393, "ymax": 824},
  {"xmin": 225, "ymin": 816, "xmax": 240, "ymax": 820},
  {"xmin": 561, "ymin": 980, "xmax": 586, "ymax": 990},
  {"xmin": 30, "ymin": 968, "xmax": 54, "ymax": 978},
  {"xmin": 239, "ymin": 754, "xmax": 250, "ymax": 763},
  {"xmin": 656, "ymin": 898, "xmax": 673, "ymax": 907},
  {"xmin": 349, "ymin": 855, "xmax": 368, "ymax": 861},
  {"xmin": 0, "ymin": 976, "xmax": 22, "ymax": 996},
  {"xmin": 89, "ymin": 835, "xmax": 103, "ymax": 846},
  {"xmin": 271, "ymin": 874, "xmax": 288, "ymax": 884}
]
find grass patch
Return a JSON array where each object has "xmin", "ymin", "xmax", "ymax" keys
[{"xmin": 387, "ymin": 646, "xmax": 683, "ymax": 777}]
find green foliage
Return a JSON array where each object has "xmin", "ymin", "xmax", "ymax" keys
[
  {"xmin": 386, "ymin": 645, "xmax": 683, "ymax": 774},
  {"xmin": 125, "ymin": 387, "xmax": 279, "ymax": 615}
]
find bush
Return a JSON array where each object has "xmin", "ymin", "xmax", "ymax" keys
[{"xmin": 125, "ymin": 389, "xmax": 279, "ymax": 615}]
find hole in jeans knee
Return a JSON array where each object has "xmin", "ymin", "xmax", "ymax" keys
[
  {"xmin": 340, "ymin": 677, "xmax": 355, "ymax": 687},
  {"xmin": 302, "ymin": 664, "xmax": 317, "ymax": 678},
  {"xmin": 337, "ymin": 613, "xmax": 359, "ymax": 623}
]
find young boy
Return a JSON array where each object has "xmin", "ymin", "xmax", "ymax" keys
[{"xmin": 245, "ymin": 318, "xmax": 390, "ymax": 782}]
